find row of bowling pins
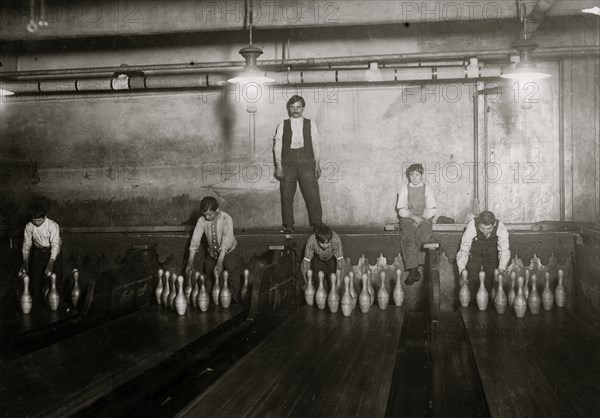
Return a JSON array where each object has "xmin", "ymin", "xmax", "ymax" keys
[
  {"xmin": 19, "ymin": 269, "xmax": 81, "ymax": 314},
  {"xmin": 459, "ymin": 268, "xmax": 566, "ymax": 318},
  {"xmin": 155, "ymin": 269, "xmax": 251, "ymax": 316},
  {"xmin": 305, "ymin": 268, "xmax": 405, "ymax": 317}
]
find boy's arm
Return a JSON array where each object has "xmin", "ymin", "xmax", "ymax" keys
[
  {"xmin": 187, "ymin": 219, "xmax": 206, "ymax": 272},
  {"xmin": 456, "ymin": 221, "xmax": 476, "ymax": 273},
  {"xmin": 396, "ymin": 186, "xmax": 411, "ymax": 218},
  {"xmin": 496, "ymin": 223, "xmax": 511, "ymax": 272},
  {"xmin": 274, "ymin": 121, "xmax": 284, "ymax": 177},
  {"xmin": 219, "ymin": 214, "xmax": 236, "ymax": 255},
  {"xmin": 301, "ymin": 236, "xmax": 317, "ymax": 279},
  {"xmin": 423, "ymin": 187, "xmax": 437, "ymax": 219},
  {"xmin": 49, "ymin": 221, "xmax": 61, "ymax": 261},
  {"xmin": 21, "ymin": 224, "xmax": 33, "ymax": 271},
  {"xmin": 333, "ymin": 235, "xmax": 347, "ymax": 276}
]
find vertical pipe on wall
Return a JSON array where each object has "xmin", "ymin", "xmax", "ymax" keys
[
  {"xmin": 473, "ymin": 89, "xmax": 480, "ymax": 205},
  {"xmin": 559, "ymin": 59, "xmax": 565, "ymax": 221},
  {"xmin": 483, "ymin": 95, "xmax": 489, "ymax": 211}
]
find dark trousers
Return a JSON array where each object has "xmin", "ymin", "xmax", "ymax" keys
[
  {"xmin": 311, "ymin": 257, "xmax": 337, "ymax": 292},
  {"xmin": 465, "ymin": 247, "xmax": 499, "ymax": 297},
  {"xmin": 28, "ymin": 247, "xmax": 63, "ymax": 314},
  {"xmin": 203, "ymin": 249, "xmax": 242, "ymax": 304},
  {"xmin": 280, "ymin": 150, "xmax": 322, "ymax": 227},
  {"xmin": 399, "ymin": 218, "xmax": 433, "ymax": 270}
]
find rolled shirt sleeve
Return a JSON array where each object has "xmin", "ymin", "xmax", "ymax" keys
[
  {"xmin": 189, "ymin": 217, "xmax": 206, "ymax": 253},
  {"xmin": 456, "ymin": 220, "xmax": 477, "ymax": 273},
  {"xmin": 422, "ymin": 186, "xmax": 437, "ymax": 219},
  {"xmin": 48, "ymin": 221, "xmax": 61, "ymax": 260},
  {"xmin": 218, "ymin": 213, "xmax": 237, "ymax": 254},
  {"xmin": 396, "ymin": 184, "xmax": 410, "ymax": 218},
  {"xmin": 22, "ymin": 223, "xmax": 34, "ymax": 259},
  {"xmin": 496, "ymin": 222, "xmax": 511, "ymax": 271},
  {"xmin": 304, "ymin": 235, "xmax": 317, "ymax": 261},
  {"xmin": 333, "ymin": 234, "xmax": 344, "ymax": 260},
  {"xmin": 273, "ymin": 121, "xmax": 284, "ymax": 165},
  {"xmin": 310, "ymin": 120, "xmax": 320, "ymax": 162}
]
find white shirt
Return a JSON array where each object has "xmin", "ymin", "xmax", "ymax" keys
[
  {"xmin": 273, "ymin": 117, "xmax": 321, "ymax": 164},
  {"xmin": 396, "ymin": 182, "xmax": 437, "ymax": 219},
  {"xmin": 456, "ymin": 219, "xmax": 510, "ymax": 273},
  {"xmin": 22, "ymin": 218, "xmax": 62, "ymax": 261}
]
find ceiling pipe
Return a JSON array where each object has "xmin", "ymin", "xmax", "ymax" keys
[
  {"xmin": 519, "ymin": 0, "xmax": 557, "ymax": 40},
  {"xmin": 0, "ymin": 45, "xmax": 597, "ymax": 80}
]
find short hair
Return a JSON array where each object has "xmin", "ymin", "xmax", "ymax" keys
[
  {"xmin": 286, "ymin": 95, "xmax": 305, "ymax": 108},
  {"xmin": 405, "ymin": 163, "xmax": 424, "ymax": 178},
  {"xmin": 315, "ymin": 224, "xmax": 333, "ymax": 244},
  {"xmin": 479, "ymin": 211, "xmax": 496, "ymax": 225},
  {"xmin": 199, "ymin": 196, "xmax": 219, "ymax": 213},
  {"xmin": 28, "ymin": 196, "xmax": 50, "ymax": 219}
]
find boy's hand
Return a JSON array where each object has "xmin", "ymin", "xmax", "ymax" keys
[
  {"xmin": 185, "ymin": 263, "xmax": 194, "ymax": 277},
  {"xmin": 44, "ymin": 260, "xmax": 54, "ymax": 277},
  {"xmin": 301, "ymin": 259, "xmax": 310, "ymax": 284},
  {"xmin": 315, "ymin": 162, "xmax": 322, "ymax": 180},
  {"xmin": 275, "ymin": 164, "xmax": 284, "ymax": 179},
  {"xmin": 214, "ymin": 261, "xmax": 224, "ymax": 280},
  {"xmin": 20, "ymin": 263, "xmax": 28, "ymax": 275}
]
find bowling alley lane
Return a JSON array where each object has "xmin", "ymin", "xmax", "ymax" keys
[
  {"xmin": 176, "ymin": 306, "xmax": 406, "ymax": 418},
  {"xmin": 460, "ymin": 306, "xmax": 600, "ymax": 418}
]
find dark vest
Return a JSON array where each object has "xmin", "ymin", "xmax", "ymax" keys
[
  {"xmin": 407, "ymin": 184, "xmax": 426, "ymax": 217},
  {"xmin": 282, "ymin": 118, "xmax": 314, "ymax": 163},
  {"xmin": 472, "ymin": 219, "xmax": 499, "ymax": 261}
]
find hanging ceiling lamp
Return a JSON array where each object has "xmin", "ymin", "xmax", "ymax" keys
[
  {"xmin": 227, "ymin": 0, "xmax": 274, "ymax": 85},
  {"xmin": 501, "ymin": 0, "xmax": 551, "ymax": 81}
]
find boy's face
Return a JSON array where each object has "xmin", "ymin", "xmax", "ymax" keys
[
  {"xmin": 409, "ymin": 171, "xmax": 422, "ymax": 186},
  {"xmin": 287, "ymin": 101, "xmax": 304, "ymax": 118},
  {"xmin": 478, "ymin": 223, "xmax": 494, "ymax": 237},
  {"xmin": 317, "ymin": 239, "xmax": 331, "ymax": 250},
  {"xmin": 31, "ymin": 217, "xmax": 45, "ymax": 227},
  {"xmin": 202, "ymin": 210, "xmax": 217, "ymax": 222}
]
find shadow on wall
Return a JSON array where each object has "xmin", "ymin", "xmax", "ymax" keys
[{"xmin": 0, "ymin": 193, "xmax": 208, "ymax": 229}]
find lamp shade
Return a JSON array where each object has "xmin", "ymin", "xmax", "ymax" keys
[
  {"xmin": 228, "ymin": 45, "xmax": 275, "ymax": 84},
  {"xmin": 500, "ymin": 39, "xmax": 551, "ymax": 81}
]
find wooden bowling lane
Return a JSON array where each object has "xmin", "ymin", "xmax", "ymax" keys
[
  {"xmin": 460, "ymin": 307, "xmax": 600, "ymax": 418},
  {"xmin": 176, "ymin": 306, "xmax": 407, "ymax": 418},
  {"xmin": 0, "ymin": 304, "xmax": 245, "ymax": 418}
]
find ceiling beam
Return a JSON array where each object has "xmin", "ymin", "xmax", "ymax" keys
[{"xmin": 0, "ymin": 0, "xmax": 595, "ymax": 42}]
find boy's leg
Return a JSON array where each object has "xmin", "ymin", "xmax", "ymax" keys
[
  {"xmin": 297, "ymin": 162, "xmax": 323, "ymax": 227},
  {"xmin": 222, "ymin": 250, "xmax": 242, "ymax": 303},
  {"xmin": 281, "ymin": 162, "xmax": 299, "ymax": 229},
  {"xmin": 399, "ymin": 218, "xmax": 420, "ymax": 270}
]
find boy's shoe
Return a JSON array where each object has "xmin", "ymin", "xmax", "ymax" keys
[{"xmin": 404, "ymin": 268, "xmax": 421, "ymax": 286}]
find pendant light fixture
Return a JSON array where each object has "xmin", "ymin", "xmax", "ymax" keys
[
  {"xmin": 227, "ymin": 0, "xmax": 275, "ymax": 85},
  {"xmin": 501, "ymin": 0, "xmax": 551, "ymax": 81}
]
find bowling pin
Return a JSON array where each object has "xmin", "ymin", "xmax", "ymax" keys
[
  {"xmin": 393, "ymin": 269, "xmax": 405, "ymax": 307},
  {"xmin": 508, "ymin": 272, "xmax": 516, "ymax": 307},
  {"xmin": 20, "ymin": 274, "xmax": 33, "ymax": 314},
  {"xmin": 191, "ymin": 272, "xmax": 199, "ymax": 309},
  {"xmin": 71, "ymin": 269, "xmax": 81, "ymax": 308},
  {"xmin": 198, "ymin": 274, "xmax": 210, "ymax": 312},
  {"xmin": 348, "ymin": 271, "xmax": 357, "ymax": 310},
  {"xmin": 327, "ymin": 273, "xmax": 340, "ymax": 313},
  {"xmin": 476, "ymin": 270, "xmax": 488, "ymax": 311},
  {"xmin": 377, "ymin": 271, "xmax": 389, "ymax": 310},
  {"xmin": 315, "ymin": 271, "xmax": 327, "ymax": 310},
  {"xmin": 161, "ymin": 271, "xmax": 171, "ymax": 306},
  {"xmin": 47, "ymin": 273, "xmax": 60, "ymax": 311},
  {"xmin": 220, "ymin": 271, "xmax": 232, "ymax": 309},
  {"xmin": 459, "ymin": 269, "xmax": 470, "ymax": 308},
  {"xmin": 524, "ymin": 269, "xmax": 531, "ymax": 301},
  {"xmin": 542, "ymin": 271, "xmax": 554, "ymax": 311},
  {"xmin": 212, "ymin": 271, "xmax": 221, "ymax": 306},
  {"xmin": 341, "ymin": 275, "xmax": 353, "ymax": 317},
  {"xmin": 493, "ymin": 273, "xmax": 507, "ymax": 314},
  {"xmin": 528, "ymin": 273, "xmax": 541, "ymax": 314},
  {"xmin": 168, "ymin": 272, "xmax": 177, "ymax": 310},
  {"xmin": 240, "ymin": 269, "xmax": 250, "ymax": 306},
  {"xmin": 175, "ymin": 275, "xmax": 188, "ymax": 316},
  {"xmin": 491, "ymin": 268, "xmax": 499, "ymax": 303},
  {"xmin": 305, "ymin": 269, "xmax": 315, "ymax": 306},
  {"xmin": 367, "ymin": 270, "xmax": 375, "ymax": 306},
  {"xmin": 185, "ymin": 271, "xmax": 193, "ymax": 304},
  {"xmin": 514, "ymin": 275, "xmax": 527, "ymax": 318},
  {"xmin": 155, "ymin": 268, "xmax": 164, "ymax": 305},
  {"xmin": 555, "ymin": 269, "xmax": 566, "ymax": 307},
  {"xmin": 359, "ymin": 273, "xmax": 371, "ymax": 314}
]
